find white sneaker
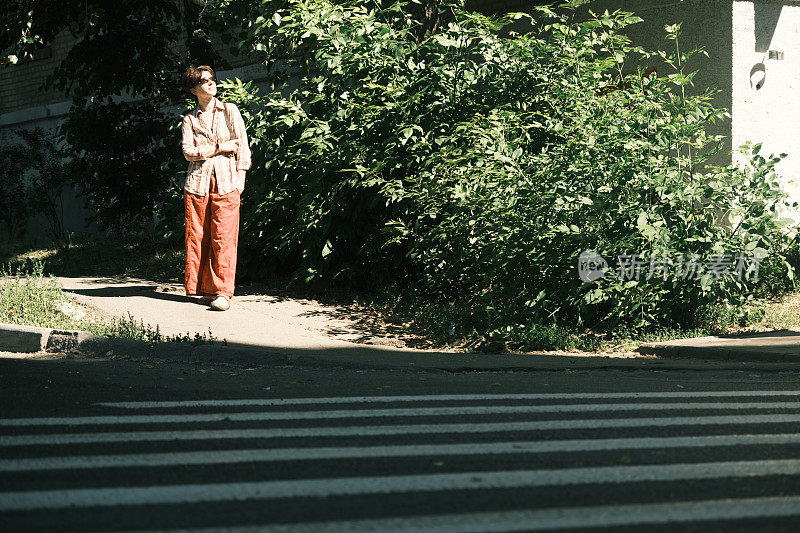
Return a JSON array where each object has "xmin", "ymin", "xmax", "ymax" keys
[{"xmin": 209, "ymin": 295, "xmax": 230, "ymax": 311}]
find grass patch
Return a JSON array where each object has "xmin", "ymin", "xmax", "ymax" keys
[
  {"xmin": 0, "ymin": 260, "xmax": 80, "ymax": 331},
  {"xmin": 0, "ymin": 258, "xmax": 215, "ymax": 346},
  {"xmin": 730, "ymin": 294, "xmax": 800, "ymax": 334}
]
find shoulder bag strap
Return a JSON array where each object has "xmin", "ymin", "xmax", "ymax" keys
[
  {"xmin": 222, "ymin": 102, "xmax": 239, "ymax": 166},
  {"xmin": 222, "ymin": 102, "xmax": 234, "ymax": 138}
]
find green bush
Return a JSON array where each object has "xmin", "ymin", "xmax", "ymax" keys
[{"xmin": 225, "ymin": 0, "xmax": 795, "ymax": 341}]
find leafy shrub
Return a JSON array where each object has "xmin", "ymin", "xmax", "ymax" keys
[{"xmin": 227, "ymin": 0, "xmax": 796, "ymax": 341}]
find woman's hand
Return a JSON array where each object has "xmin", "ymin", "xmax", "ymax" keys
[{"xmin": 215, "ymin": 139, "xmax": 239, "ymax": 155}]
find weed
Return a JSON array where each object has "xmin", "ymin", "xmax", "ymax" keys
[{"xmin": 0, "ymin": 259, "xmax": 74, "ymax": 329}]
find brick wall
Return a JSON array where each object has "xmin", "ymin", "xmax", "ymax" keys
[{"xmin": 0, "ymin": 29, "xmax": 77, "ymax": 115}]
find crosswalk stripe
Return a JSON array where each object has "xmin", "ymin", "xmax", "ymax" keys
[
  {"xmin": 95, "ymin": 391, "xmax": 800, "ymax": 409},
  {"xmin": 119, "ymin": 496, "xmax": 800, "ymax": 532},
  {"xmin": 4, "ymin": 433, "xmax": 800, "ymax": 472},
  {"xmin": 6, "ymin": 414, "xmax": 800, "ymax": 446},
  {"xmin": 2, "ymin": 458, "xmax": 800, "ymax": 511},
  {"xmin": 3, "ymin": 401, "xmax": 800, "ymax": 427}
]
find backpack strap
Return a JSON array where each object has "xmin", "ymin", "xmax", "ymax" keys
[
  {"xmin": 222, "ymin": 102, "xmax": 234, "ymax": 138},
  {"xmin": 222, "ymin": 102, "xmax": 239, "ymax": 165}
]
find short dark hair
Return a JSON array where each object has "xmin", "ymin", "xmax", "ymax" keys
[{"xmin": 182, "ymin": 65, "xmax": 215, "ymax": 95}]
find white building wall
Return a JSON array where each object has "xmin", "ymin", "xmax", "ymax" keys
[{"xmin": 732, "ymin": 1, "xmax": 800, "ymax": 216}]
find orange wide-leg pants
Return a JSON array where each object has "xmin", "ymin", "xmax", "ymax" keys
[{"xmin": 184, "ymin": 182, "xmax": 240, "ymax": 299}]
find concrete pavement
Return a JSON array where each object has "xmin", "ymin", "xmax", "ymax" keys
[
  {"xmin": 639, "ymin": 330, "xmax": 800, "ymax": 362},
  {"xmin": 56, "ymin": 276, "xmax": 402, "ymax": 353}
]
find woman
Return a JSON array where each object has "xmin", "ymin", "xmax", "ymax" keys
[{"xmin": 181, "ymin": 65, "xmax": 251, "ymax": 311}]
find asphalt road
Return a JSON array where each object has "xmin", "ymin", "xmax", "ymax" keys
[{"xmin": 3, "ymin": 353, "xmax": 800, "ymax": 532}]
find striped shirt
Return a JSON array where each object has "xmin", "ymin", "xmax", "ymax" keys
[{"xmin": 181, "ymin": 98, "xmax": 251, "ymax": 196}]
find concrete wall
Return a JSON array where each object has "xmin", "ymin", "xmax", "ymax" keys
[
  {"xmin": 732, "ymin": 1, "xmax": 800, "ymax": 214},
  {"xmin": 581, "ymin": 1, "xmax": 800, "ymax": 217},
  {"xmin": 586, "ymin": 0, "xmax": 734, "ymax": 165}
]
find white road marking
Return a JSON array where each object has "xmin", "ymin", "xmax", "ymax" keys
[
  {"xmin": 95, "ymin": 391, "xmax": 800, "ymax": 409},
  {"xmin": 4, "ymin": 433, "xmax": 800, "ymax": 472},
  {"xmin": 116, "ymin": 496, "xmax": 800, "ymax": 532},
  {"xmin": 2, "ymin": 459, "xmax": 800, "ymax": 511},
  {"xmin": 3, "ymin": 401, "xmax": 800, "ymax": 427},
  {"xmin": 6, "ymin": 414, "xmax": 800, "ymax": 446}
]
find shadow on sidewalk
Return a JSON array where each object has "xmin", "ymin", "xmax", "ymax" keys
[{"xmin": 64, "ymin": 284, "xmax": 192, "ymax": 304}]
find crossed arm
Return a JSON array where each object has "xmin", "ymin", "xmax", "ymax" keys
[{"xmin": 181, "ymin": 116, "xmax": 240, "ymax": 162}]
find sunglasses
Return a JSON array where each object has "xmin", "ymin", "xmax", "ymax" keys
[{"xmin": 197, "ymin": 77, "xmax": 216, "ymax": 86}]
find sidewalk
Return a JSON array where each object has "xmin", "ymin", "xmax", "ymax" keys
[
  {"xmin": 62, "ymin": 276, "xmax": 639, "ymax": 371},
  {"xmin": 638, "ymin": 330, "xmax": 800, "ymax": 362},
  {"xmin": 4, "ymin": 276, "xmax": 800, "ymax": 370},
  {"xmin": 57, "ymin": 276, "xmax": 406, "ymax": 353}
]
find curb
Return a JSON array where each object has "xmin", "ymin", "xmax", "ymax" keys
[
  {"xmin": 60, "ymin": 337, "xmax": 706, "ymax": 371},
  {"xmin": 638, "ymin": 332, "xmax": 800, "ymax": 363},
  {"xmin": 5, "ymin": 323, "xmax": 800, "ymax": 371},
  {"xmin": 637, "ymin": 343, "xmax": 800, "ymax": 363},
  {"xmin": 57, "ymin": 339, "xmax": 800, "ymax": 371},
  {"xmin": 0, "ymin": 322, "xmax": 93, "ymax": 353},
  {"xmin": 71, "ymin": 335, "xmax": 430, "ymax": 370}
]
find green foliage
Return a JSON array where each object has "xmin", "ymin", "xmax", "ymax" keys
[
  {"xmin": 2, "ymin": 1, "xmax": 223, "ymax": 95},
  {"xmin": 0, "ymin": 259, "xmax": 72, "ymax": 329},
  {"xmin": 101, "ymin": 314, "xmax": 218, "ymax": 346},
  {"xmin": 61, "ymin": 100, "xmax": 185, "ymax": 230},
  {"xmin": 10, "ymin": 0, "xmax": 796, "ymax": 345},
  {"xmin": 16, "ymin": 128, "xmax": 70, "ymax": 238},
  {"xmin": 234, "ymin": 0, "xmax": 796, "ymax": 340}
]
